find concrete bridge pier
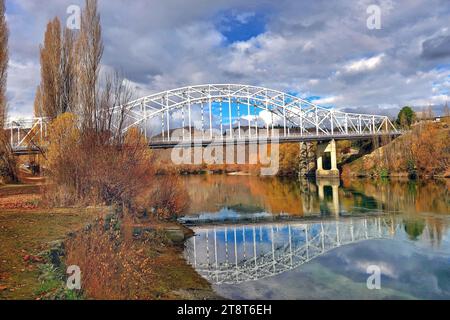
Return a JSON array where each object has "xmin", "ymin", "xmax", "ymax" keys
[{"xmin": 316, "ymin": 139, "xmax": 340, "ymax": 178}]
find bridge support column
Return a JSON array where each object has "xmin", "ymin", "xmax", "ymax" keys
[
  {"xmin": 298, "ymin": 142, "xmax": 315, "ymax": 177},
  {"xmin": 316, "ymin": 139, "xmax": 340, "ymax": 178},
  {"xmin": 317, "ymin": 179, "xmax": 341, "ymax": 217}
]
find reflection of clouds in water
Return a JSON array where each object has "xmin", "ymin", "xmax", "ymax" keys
[
  {"xmin": 325, "ymin": 240, "xmax": 450, "ymax": 299},
  {"xmin": 181, "ymin": 176, "xmax": 450, "ymax": 299},
  {"xmin": 214, "ymin": 239, "xmax": 450, "ymax": 300},
  {"xmin": 352, "ymin": 261, "xmax": 398, "ymax": 279},
  {"xmin": 180, "ymin": 208, "xmax": 271, "ymax": 224},
  {"xmin": 333, "ymin": 242, "xmax": 405, "ymax": 280}
]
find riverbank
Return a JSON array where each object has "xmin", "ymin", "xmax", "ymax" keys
[
  {"xmin": 0, "ymin": 184, "xmax": 218, "ymax": 300},
  {"xmin": 64, "ymin": 211, "xmax": 217, "ymax": 300},
  {"xmin": 342, "ymin": 121, "xmax": 450, "ymax": 179},
  {"xmin": 0, "ymin": 204, "xmax": 104, "ymax": 299}
]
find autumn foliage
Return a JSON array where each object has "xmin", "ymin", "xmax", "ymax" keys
[
  {"xmin": 343, "ymin": 122, "xmax": 450, "ymax": 178},
  {"xmin": 44, "ymin": 113, "xmax": 152, "ymax": 207},
  {"xmin": 0, "ymin": 0, "xmax": 17, "ymax": 184},
  {"xmin": 0, "ymin": 0, "xmax": 7, "ymax": 126},
  {"xmin": 410, "ymin": 122, "xmax": 450, "ymax": 177},
  {"xmin": 278, "ymin": 143, "xmax": 301, "ymax": 176}
]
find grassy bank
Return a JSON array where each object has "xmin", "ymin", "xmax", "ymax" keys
[
  {"xmin": 0, "ymin": 184, "xmax": 217, "ymax": 300},
  {"xmin": 0, "ymin": 204, "xmax": 104, "ymax": 299}
]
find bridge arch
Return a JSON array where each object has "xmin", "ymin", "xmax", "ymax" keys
[
  {"xmin": 112, "ymin": 84, "xmax": 398, "ymax": 143},
  {"xmin": 184, "ymin": 217, "xmax": 400, "ymax": 285},
  {"xmin": 5, "ymin": 84, "xmax": 400, "ymax": 151}
]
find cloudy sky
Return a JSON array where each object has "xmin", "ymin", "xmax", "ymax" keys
[{"xmin": 4, "ymin": 0, "xmax": 450, "ymax": 119}]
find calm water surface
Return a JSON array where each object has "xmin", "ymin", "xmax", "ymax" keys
[{"xmin": 180, "ymin": 176, "xmax": 450, "ymax": 300}]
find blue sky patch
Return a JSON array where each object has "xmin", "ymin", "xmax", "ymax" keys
[{"xmin": 215, "ymin": 10, "xmax": 267, "ymax": 44}]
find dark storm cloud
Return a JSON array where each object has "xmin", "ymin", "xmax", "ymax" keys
[{"xmin": 422, "ymin": 35, "xmax": 450, "ymax": 60}]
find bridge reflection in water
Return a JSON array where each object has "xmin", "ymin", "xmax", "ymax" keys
[{"xmin": 184, "ymin": 217, "xmax": 399, "ymax": 285}]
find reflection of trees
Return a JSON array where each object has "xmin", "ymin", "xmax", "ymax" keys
[
  {"xmin": 404, "ymin": 219, "xmax": 426, "ymax": 241},
  {"xmin": 342, "ymin": 178, "xmax": 450, "ymax": 215},
  {"xmin": 181, "ymin": 175, "xmax": 449, "ymax": 246},
  {"xmin": 181, "ymin": 175, "xmax": 304, "ymax": 215},
  {"xmin": 247, "ymin": 178, "xmax": 304, "ymax": 215},
  {"xmin": 342, "ymin": 178, "xmax": 449, "ymax": 245},
  {"xmin": 404, "ymin": 216, "xmax": 445, "ymax": 247},
  {"xmin": 423, "ymin": 217, "xmax": 446, "ymax": 247}
]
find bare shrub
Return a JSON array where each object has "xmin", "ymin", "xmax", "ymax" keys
[
  {"xmin": 146, "ymin": 176, "xmax": 189, "ymax": 221},
  {"xmin": 44, "ymin": 113, "xmax": 155, "ymax": 207}
]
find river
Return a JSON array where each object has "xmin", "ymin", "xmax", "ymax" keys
[{"xmin": 180, "ymin": 175, "xmax": 450, "ymax": 300}]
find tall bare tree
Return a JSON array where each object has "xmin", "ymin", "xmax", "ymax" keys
[
  {"xmin": 33, "ymin": 85, "xmax": 43, "ymax": 117},
  {"xmin": 39, "ymin": 17, "xmax": 62, "ymax": 119},
  {"xmin": 99, "ymin": 71, "xmax": 133, "ymax": 141},
  {"xmin": 61, "ymin": 28, "xmax": 77, "ymax": 114},
  {"xmin": 0, "ymin": 0, "xmax": 7, "ymax": 128},
  {"xmin": 443, "ymin": 102, "xmax": 450, "ymax": 117},
  {"xmin": 0, "ymin": 0, "xmax": 18, "ymax": 183},
  {"xmin": 77, "ymin": 0, "xmax": 104, "ymax": 131}
]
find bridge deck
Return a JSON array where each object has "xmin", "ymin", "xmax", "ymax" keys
[
  {"xmin": 147, "ymin": 132, "xmax": 402, "ymax": 149},
  {"xmin": 11, "ymin": 132, "xmax": 402, "ymax": 154}
]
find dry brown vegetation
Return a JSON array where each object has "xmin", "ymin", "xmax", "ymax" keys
[
  {"xmin": 0, "ymin": 0, "xmax": 7, "ymax": 127},
  {"xmin": 0, "ymin": 0, "xmax": 18, "ymax": 185},
  {"xmin": 152, "ymin": 143, "xmax": 302, "ymax": 177},
  {"xmin": 32, "ymin": 0, "xmax": 187, "ymax": 220},
  {"xmin": 343, "ymin": 121, "xmax": 450, "ymax": 178},
  {"xmin": 43, "ymin": 114, "xmax": 155, "ymax": 208},
  {"xmin": 2, "ymin": 0, "xmax": 197, "ymax": 301},
  {"xmin": 64, "ymin": 216, "xmax": 213, "ymax": 300},
  {"xmin": 278, "ymin": 143, "xmax": 301, "ymax": 176}
]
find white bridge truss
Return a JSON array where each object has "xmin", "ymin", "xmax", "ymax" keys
[
  {"xmin": 4, "ymin": 84, "xmax": 399, "ymax": 151},
  {"xmin": 184, "ymin": 216, "xmax": 400, "ymax": 285},
  {"xmin": 4, "ymin": 117, "xmax": 48, "ymax": 153},
  {"xmin": 113, "ymin": 84, "xmax": 399, "ymax": 146}
]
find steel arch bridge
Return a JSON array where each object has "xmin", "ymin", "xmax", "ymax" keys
[
  {"xmin": 5, "ymin": 84, "xmax": 399, "ymax": 152},
  {"xmin": 113, "ymin": 84, "xmax": 399, "ymax": 148},
  {"xmin": 184, "ymin": 216, "xmax": 400, "ymax": 285}
]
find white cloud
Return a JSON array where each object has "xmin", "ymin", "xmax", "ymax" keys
[
  {"xmin": 344, "ymin": 54, "xmax": 385, "ymax": 73},
  {"xmin": 311, "ymin": 96, "xmax": 342, "ymax": 106},
  {"xmin": 234, "ymin": 12, "xmax": 256, "ymax": 24}
]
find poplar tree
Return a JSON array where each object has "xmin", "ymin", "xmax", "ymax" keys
[
  {"xmin": 39, "ymin": 17, "xmax": 62, "ymax": 119},
  {"xmin": 0, "ymin": 0, "xmax": 18, "ymax": 183},
  {"xmin": 0, "ymin": 0, "xmax": 7, "ymax": 127}
]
